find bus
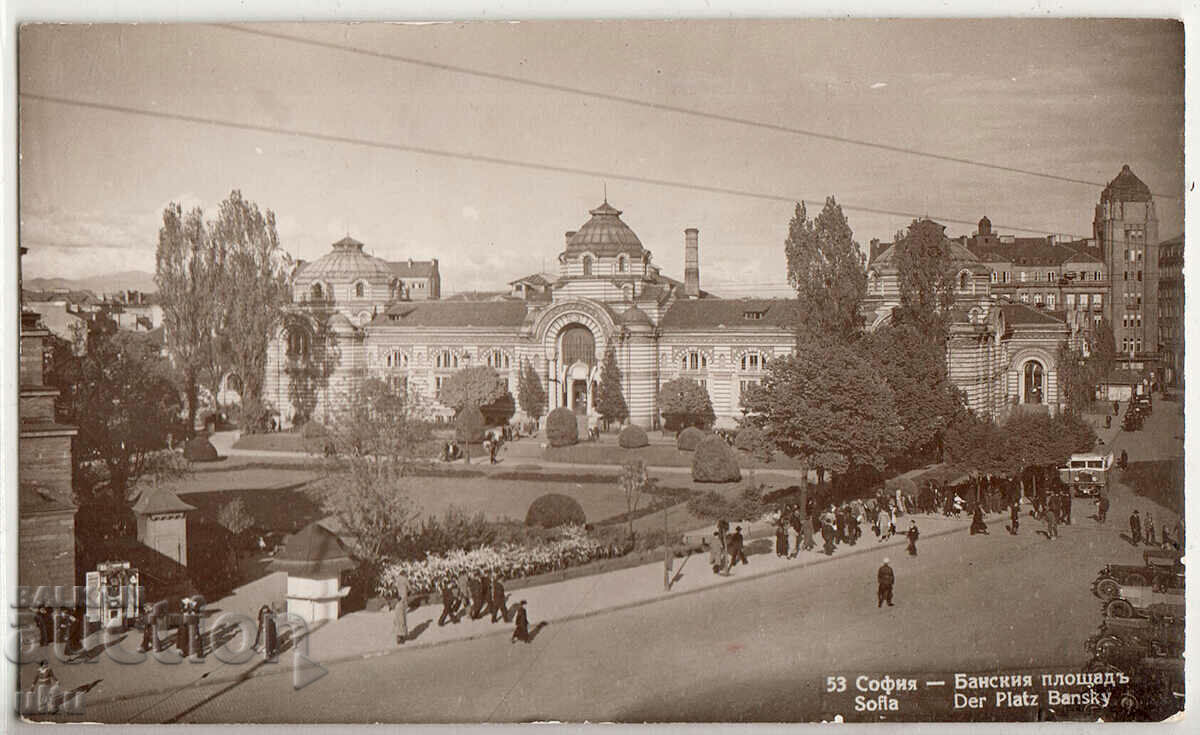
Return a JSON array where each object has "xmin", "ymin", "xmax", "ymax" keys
[{"xmin": 1059, "ymin": 452, "xmax": 1113, "ymax": 497}]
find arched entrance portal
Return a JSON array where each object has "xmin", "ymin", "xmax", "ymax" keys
[
  {"xmin": 559, "ymin": 323, "xmax": 596, "ymax": 415},
  {"xmin": 1023, "ymin": 360, "xmax": 1045, "ymax": 404}
]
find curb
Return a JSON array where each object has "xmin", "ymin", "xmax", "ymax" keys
[{"xmin": 83, "ymin": 511, "xmax": 1009, "ymax": 710}]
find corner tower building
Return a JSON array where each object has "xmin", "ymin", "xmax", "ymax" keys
[{"xmin": 1094, "ymin": 164, "xmax": 1160, "ymax": 362}]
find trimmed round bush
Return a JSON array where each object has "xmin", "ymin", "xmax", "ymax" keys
[
  {"xmin": 734, "ymin": 426, "xmax": 762, "ymax": 452},
  {"xmin": 183, "ymin": 436, "xmax": 219, "ymax": 462},
  {"xmin": 677, "ymin": 426, "xmax": 708, "ymax": 452},
  {"xmin": 545, "ymin": 407, "xmax": 579, "ymax": 447},
  {"xmin": 618, "ymin": 424, "xmax": 649, "ymax": 449},
  {"xmin": 692, "ymin": 435, "xmax": 742, "ymax": 483},
  {"xmin": 525, "ymin": 493, "xmax": 587, "ymax": 528},
  {"xmin": 300, "ymin": 421, "xmax": 328, "ymax": 439}
]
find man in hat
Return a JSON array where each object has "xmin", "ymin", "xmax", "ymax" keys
[
  {"xmin": 877, "ymin": 559, "xmax": 895, "ymax": 607},
  {"xmin": 511, "ymin": 600, "xmax": 531, "ymax": 643},
  {"xmin": 905, "ymin": 521, "xmax": 920, "ymax": 556},
  {"xmin": 393, "ymin": 574, "xmax": 409, "ymax": 645},
  {"xmin": 1097, "ymin": 495, "xmax": 1109, "ymax": 524},
  {"xmin": 1009, "ymin": 502, "xmax": 1020, "ymax": 535},
  {"xmin": 139, "ymin": 603, "xmax": 157, "ymax": 653},
  {"xmin": 1129, "ymin": 509, "xmax": 1142, "ymax": 546},
  {"xmin": 489, "ymin": 574, "xmax": 510, "ymax": 623},
  {"xmin": 438, "ymin": 582, "xmax": 460, "ymax": 626},
  {"xmin": 727, "ymin": 526, "xmax": 748, "ymax": 568}
]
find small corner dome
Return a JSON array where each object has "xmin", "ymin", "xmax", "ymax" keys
[
  {"xmin": 565, "ymin": 201, "xmax": 646, "ymax": 259},
  {"xmin": 619, "ymin": 304, "xmax": 653, "ymax": 328},
  {"xmin": 295, "ymin": 235, "xmax": 396, "ymax": 285},
  {"xmin": 327, "ymin": 312, "xmax": 356, "ymax": 332}
]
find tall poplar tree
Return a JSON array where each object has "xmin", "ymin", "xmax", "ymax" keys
[
  {"xmin": 595, "ymin": 346, "xmax": 628, "ymax": 429},
  {"xmin": 517, "ymin": 359, "xmax": 548, "ymax": 421},
  {"xmin": 893, "ymin": 218, "xmax": 956, "ymax": 337},
  {"xmin": 784, "ymin": 196, "xmax": 867, "ymax": 343}
]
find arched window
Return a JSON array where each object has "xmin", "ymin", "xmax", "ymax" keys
[
  {"xmin": 740, "ymin": 350, "xmax": 766, "ymax": 372},
  {"xmin": 681, "ymin": 350, "xmax": 708, "ymax": 372},
  {"xmin": 355, "ymin": 281, "xmax": 365, "ymax": 298},
  {"xmin": 958, "ymin": 271, "xmax": 970, "ymax": 291},
  {"xmin": 386, "ymin": 350, "xmax": 408, "ymax": 368},
  {"xmin": 286, "ymin": 328, "xmax": 310, "ymax": 358},
  {"xmin": 617, "ymin": 254, "xmax": 628, "ymax": 273},
  {"xmin": 487, "ymin": 349, "xmax": 510, "ymax": 369},
  {"xmin": 582, "ymin": 255, "xmax": 593, "ymax": 276},
  {"xmin": 310, "ymin": 283, "xmax": 324, "ymax": 301},
  {"xmin": 356, "ymin": 311, "xmax": 372, "ymax": 325},
  {"xmin": 436, "ymin": 350, "xmax": 459, "ymax": 369},
  {"xmin": 1023, "ymin": 360, "xmax": 1045, "ymax": 404}
]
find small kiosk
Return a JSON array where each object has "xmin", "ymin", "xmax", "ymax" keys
[
  {"xmin": 270, "ymin": 522, "xmax": 355, "ymax": 624},
  {"xmin": 84, "ymin": 561, "xmax": 142, "ymax": 629}
]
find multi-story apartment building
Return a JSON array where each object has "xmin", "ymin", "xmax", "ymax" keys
[{"xmin": 1157, "ymin": 233, "xmax": 1184, "ymax": 387}]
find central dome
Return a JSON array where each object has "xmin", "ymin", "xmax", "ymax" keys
[
  {"xmin": 295, "ymin": 236, "xmax": 396, "ymax": 284},
  {"xmin": 565, "ymin": 201, "xmax": 646, "ymax": 258}
]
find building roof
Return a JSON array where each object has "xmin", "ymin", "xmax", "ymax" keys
[
  {"xmin": 998, "ymin": 303, "xmax": 1067, "ymax": 327},
  {"xmin": 508, "ymin": 272, "xmax": 556, "ymax": 287},
  {"xmin": 327, "ymin": 312, "xmax": 357, "ymax": 332},
  {"xmin": 373, "ymin": 300, "xmax": 529, "ymax": 328},
  {"xmin": 659, "ymin": 298, "xmax": 799, "ymax": 330},
  {"xmin": 618, "ymin": 304, "xmax": 653, "ymax": 327},
  {"xmin": 131, "ymin": 488, "xmax": 196, "ymax": 515},
  {"xmin": 969, "ymin": 237, "xmax": 1095, "ymax": 267},
  {"xmin": 1100, "ymin": 164, "xmax": 1153, "ymax": 204},
  {"xmin": 869, "ymin": 233, "xmax": 982, "ymax": 269},
  {"xmin": 441, "ymin": 291, "xmax": 516, "ymax": 302},
  {"xmin": 565, "ymin": 201, "xmax": 647, "ymax": 259},
  {"xmin": 270, "ymin": 522, "xmax": 357, "ymax": 576},
  {"xmin": 387, "ymin": 259, "xmax": 437, "ymax": 279},
  {"xmin": 295, "ymin": 236, "xmax": 397, "ymax": 284}
]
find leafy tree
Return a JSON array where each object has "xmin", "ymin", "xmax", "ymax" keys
[
  {"xmin": 658, "ymin": 377, "xmax": 715, "ymax": 433},
  {"xmin": 1056, "ymin": 340, "xmax": 1097, "ymax": 415},
  {"xmin": 155, "ymin": 203, "xmax": 220, "ymax": 434},
  {"xmin": 455, "ymin": 405, "xmax": 486, "ymax": 464},
  {"xmin": 595, "ymin": 347, "xmax": 628, "ymax": 429},
  {"xmin": 944, "ymin": 411, "xmax": 1018, "ymax": 502},
  {"xmin": 310, "ymin": 377, "xmax": 428, "ymax": 583},
  {"xmin": 217, "ymin": 497, "xmax": 255, "ymax": 540},
  {"xmin": 209, "ymin": 190, "xmax": 291, "ymax": 430},
  {"xmin": 784, "ymin": 197, "xmax": 867, "ymax": 342},
  {"xmin": 866, "ymin": 321, "xmax": 965, "ymax": 464},
  {"xmin": 740, "ymin": 338, "xmax": 902, "ymax": 511},
  {"xmin": 438, "ymin": 365, "xmax": 509, "ymax": 413},
  {"xmin": 1091, "ymin": 317, "xmax": 1117, "ymax": 377},
  {"xmin": 893, "ymin": 218, "xmax": 956, "ymax": 336},
  {"xmin": 517, "ymin": 358, "xmax": 547, "ymax": 420},
  {"xmin": 47, "ymin": 324, "xmax": 187, "ymax": 515}
]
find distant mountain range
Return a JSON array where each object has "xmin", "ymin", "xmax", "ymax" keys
[{"xmin": 25, "ymin": 270, "xmax": 157, "ymax": 295}]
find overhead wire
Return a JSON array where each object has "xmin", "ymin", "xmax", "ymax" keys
[
  {"xmin": 20, "ymin": 92, "xmax": 1095, "ymax": 240},
  {"xmin": 210, "ymin": 23, "xmax": 1180, "ymax": 202}
]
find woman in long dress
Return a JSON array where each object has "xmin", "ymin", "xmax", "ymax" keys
[
  {"xmin": 393, "ymin": 574, "xmax": 409, "ymax": 645},
  {"xmin": 774, "ymin": 518, "xmax": 789, "ymax": 557}
]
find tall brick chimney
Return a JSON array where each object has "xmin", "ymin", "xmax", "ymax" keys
[{"xmin": 684, "ymin": 228, "xmax": 700, "ymax": 298}]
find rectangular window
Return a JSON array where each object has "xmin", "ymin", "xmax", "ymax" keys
[
  {"xmin": 1047, "ymin": 294, "xmax": 1056, "ymax": 309},
  {"xmin": 1002, "ymin": 271, "xmax": 1010, "ymax": 283},
  {"xmin": 1095, "ymin": 271, "xmax": 1101, "ymax": 281},
  {"xmin": 1019, "ymin": 271, "xmax": 1027, "ymax": 282},
  {"xmin": 990, "ymin": 271, "xmax": 997, "ymax": 283},
  {"xmin": 1034, "ymin": 293, "xmax": 1044, "ymax": 304},
  {"xmin": 1046, "ymin": 272, "xmax": 1054, "ymax": 282},
  {"xmin": 1020, "ymin": 292, "xmax": 1030, "ymax": 303},
  {"xmin": 1093, "ymin": 293, "xmax": 1102, "ymax": 308},
  {"xmin": 1066, "ymin": 293, "xmax": 1076, "ymax": 309},
  {"xmin": 1137, "ymin": 271, "xmax": 1142, "ymax": 282}
]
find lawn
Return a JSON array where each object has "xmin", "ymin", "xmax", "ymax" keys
[
  {"xmin": 232, "ymin": 431, "xmax": 322, "ymax": 454},
  {"xmin": 542, "ymin": 440, "xmax": 808, "ymax": 471}
]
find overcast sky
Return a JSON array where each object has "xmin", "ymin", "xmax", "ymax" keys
[{"xmin": 18, "ymin": 19, "xmax": 1184, "ymax": 297}]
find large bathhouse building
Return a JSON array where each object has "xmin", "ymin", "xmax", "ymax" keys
[{"xmin": 264, "ymin": 201, "xmax": 799, "ymax": 429}]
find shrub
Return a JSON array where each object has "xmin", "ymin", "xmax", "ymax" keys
[
  {"xmin": 687, "ymin": 483, "xmax": 763, "ymax": 521},
  {"xmin": 394, "ymin": 505, "xmax": 496, "ymax": 561},
  {"xmin": 525, "ymin": 493, "xmax": 587, "ymax": 528},
  {"xmin": 378, "ymin": 524, "xmax": 616, "ymax": 597},
  {"xmin": 692, "ymin": 435, "xmax": 742, "ymax": 483},
  {"xmin": 183, "ymin": 436, "xmax": 219, "ymax": 462},
  {"xmin": 545, "ymin": 407, "xmax": 579, "ymax": 447},
  {"xmin": 238, "ymin": 397, "xmax": 274, "ymax": 435},
  {"xmin": 300, "ymin": 421, "xmax": 328, "ymax": 439},
  {"xmin": 454, "ymin": 404, "xmax": 486, "ymax": 444},
  {"xmin": 618, "ymin": 424, "xmax": 649, "ymax": 449},
  {"xmin": 734, "ymin": 426, "xmax": 773, "ymax": 462},
  {"xmin": 677, "ymin": 426, "xmax": 707, "ymax": 451}
]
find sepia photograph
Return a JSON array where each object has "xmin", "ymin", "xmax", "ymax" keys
[{"xmin": 10, "ymin": 15, "xmax": 1187, "ymax": 725}]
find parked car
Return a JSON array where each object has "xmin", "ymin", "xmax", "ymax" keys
[
  {"xmin": 1085, "ymin": 615, "xmax": 1184, "ymax": 661},
  {"xmin": 1104, "ymin": 583, "xmax": 1185, "ymax": 619},
  {"xmin": 1093, "ymin": 550, "xmax": 1184, "ymax": 600}
]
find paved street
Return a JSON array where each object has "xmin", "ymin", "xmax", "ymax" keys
[{"xmin": 30, "ymin": 399, "xmax": 1184, "ymax": 723}]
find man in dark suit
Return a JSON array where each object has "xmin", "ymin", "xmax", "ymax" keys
[
  {"xmin": 489, "ymin": 576, "xmax": 510, "ymax": 623},
  {"xmin": 469, "ymin": 575, "xmax": 487, "ymax": 620},
  {"xmin": 438, "ymin": 583, "xmax": 460, "ymax": 626},
  {"xmin": 877, "ymin": 559, "xmax": 895, "ymax": 607},
  {"xmin": 727, "ymin": 526, "xmax": 748, "ymax": 568}
]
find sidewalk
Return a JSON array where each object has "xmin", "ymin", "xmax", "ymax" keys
[{"xmin": 19, "ymin": 507, "xmax": 989, "ymax": 708}]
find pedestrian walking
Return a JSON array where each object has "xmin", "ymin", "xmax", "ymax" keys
[
  {"xmin": 970, "ymin": 503, "xmax": 988, "ymax": 535},
  {"xmin": 490, "ymin": 575, "xmax": 510, "ymax": 623},
  {"xmin": 1145, "ymin": 513, "xmax": 1156, "ymax": 547},
  {"xmin": 263, "ymin": 607, "xmax": 278, "ymax": 660},
  {"xmin": 139, "ymin": 603, "xmax": 156, "ymax": 653},
  {"xmin": 709, "ymin": 531, "xmax": 730, "ymax": 575},
  {"xmin": 728, "ymin": 526, "xmax": 748, "ymax": 568},
  {"xmin": 1097, "ymin": 495, "xmax": 1109, "ymax": 523},
  {"xmin": 468, "ymin": 574, "xmax": 488, "ymax": 620},
  {"xmin": 788, "ymin": 509, "xmax": 802, "ymax": 558},
  {"xmin": 29, "ymin": 660, "xmax": 58, "ymax": 694},
  {"xmin": 1063, "ymin": 492, "xmax": 1073, "ymax": 525},
  {"xmin": 877, "ymin": 559, "xmax": 895, "ymax": 607},
  {"xmin": 1045, "ymin": 506, "xmax": 1058, "ymax": 540},
  {"xmin": 393, "ymin": 574, "xmax": 409, "ymax": 645},
  {"xmin": 1009, "ymin": 502, "xmax": 1020, "ymax": 535},
  {"xmin": 438, "ymin": 583, "xmax": 460, "ymax": 626},
  {"xmin": 1130, "ymin": 510, "xmax": 1142, "ymax": 546},
  {"xmin": 175, "ymin": 611, "xmax": 190, "ymax": 657},
  {"xmin": 34, "ymin": 604, "xmax": 52, "ymax": 647},
  {"xmin": 511, "ymin": 600, "xmax": 531, "ymax": 643},
  {"xmin": 774, "ymin": 518, "xmax": 789, "ymax": 558},
  {"xmin": 906, "ymin": 521, "xmax": 920, "ymax": 556},
  {"xmin": 253, "ymin": 604, "xmax": 270, "ymax": 651}
]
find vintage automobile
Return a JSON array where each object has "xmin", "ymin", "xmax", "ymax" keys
[
  {"xmin": 1085, "ymin": 615, "xmax": 1185, "ymax": 661},
  {"xmin": 1104, "ymin": 583, "xmax": 1185, "ymax": 619},
  {"xmin": 1084, "ymin": 656, "xmax": 1184, "ymax": 722},
  {"xmin": 1092, "ymin": 550, "xmax": 1184, "ymax": 601}
]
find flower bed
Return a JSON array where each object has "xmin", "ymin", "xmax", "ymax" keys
[{"xmin": 378, "ymin": 524, "xmax": 620, "ymax": 598}]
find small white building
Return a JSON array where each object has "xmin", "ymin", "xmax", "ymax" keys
[{"xmin": 270, "ymin": 522, "xmax": 355, "ymax": 625}]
